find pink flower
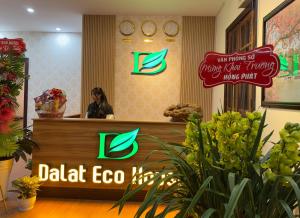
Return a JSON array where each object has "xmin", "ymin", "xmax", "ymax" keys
[
  {"xmin": 0, "ymin": 121, "xmax": 11, "ymax": 134},
  {"xmin": 0, "ymin": 107, "xmax": 15, "ymax": 122},
  {"xmin": 5, "ymin": 72, "xmax": 17, "ymax": 81},
  {"xmin": 0, "ymin": 97, "xmax": 12, "ymax": 108},
  {"xmin": 0, "ymin": 85, "xmax": 10, "ymax": 95}
]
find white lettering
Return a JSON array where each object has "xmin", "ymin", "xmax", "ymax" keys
[
  {"xmin": 60, "ymin": 164, "xmax": 67, "ymax": 182},
  {"xmin": 79, "ymin": 165, "xmax": 86, "ymax": 182},
  {"xmin": 68, "ymin": 169, "xmax": 79, "ymax": 182},
  {"xmin": 224, "ymin": 74, "xmax": 240, "ymax": 80},
  {"xmin": 241, "ymin": 73, "xmax": 258, "ymax": 80},
  {"xmin": 143, "ymin": 172, "xmax": 155, "ymax": 185},
  {"xmin": 103, "ymin": 170, "xmax": 113, "ymax": 184},
  {"xmin": 114, "ymin": 170, "xmax": 125, "ymax": 184},
  {"xmin": 245, "ymin": 61, "xmax": 275, "ymax": 71},
  {"xmin": 39, "ymin": 164, "xmax": 49, "ymax": 181},
  {"xmin": 49, "ymin": 168, "xmax": 60, "ymax": 181},
  {"xmin": 228, "ymin": 55, "xmax": 246, "ymax": 62},
  {"xmin": 93, "ymin": 166, "xmax": 102, "ymax": 184},
  {"xmin": 132, "ymin": 166, "xmax": 137, "ymax": 184},
  {"xmin": 224, "ymin": 63, "xmax": 241, "ymax": 73}
]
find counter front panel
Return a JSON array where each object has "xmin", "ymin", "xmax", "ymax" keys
[{"xmin": 32, "ymin": 119, "xmax": 185, "ymax": 199}]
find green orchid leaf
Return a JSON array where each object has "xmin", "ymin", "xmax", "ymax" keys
[
  {"xmin": 109, "ymin": 128, "xmax": 139, "ymax": 153},
  {"xmin": 141, "ymin": 48, "xmax": 168, "ymax": 70},
  {"xmin": 201, "ymin": 208, "xmax": 216, "ymax": 218}
]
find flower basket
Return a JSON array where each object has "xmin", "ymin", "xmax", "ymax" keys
[{"xmin": 34, "ymin": 88, "xmax": 67, "ymax": 118}]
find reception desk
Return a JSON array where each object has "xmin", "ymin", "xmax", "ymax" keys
[{"xmin": 32, "ymin": 118, "xmax": 186, "ymax": 200}]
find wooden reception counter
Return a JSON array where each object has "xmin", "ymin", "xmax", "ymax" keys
[{"xmin": 32, "ymin": 118, "xmax": 186, "ymax": 200}]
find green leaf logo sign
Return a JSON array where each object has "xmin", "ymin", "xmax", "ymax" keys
[
  {"xmin": 132, "ymin": 48, "xmax": 168, "ymax": 75},
  {"xmin": 141, "ymin": 49, "xmax": 168, "ymax": 70},
  {"xmin": 97, "ymin": 129, "xmax": 139, "ymax": 160}
]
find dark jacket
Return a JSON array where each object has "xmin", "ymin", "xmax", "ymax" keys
[{"xmin": 87, "ymin": 102, "xmax": 113, "ymax": 119}]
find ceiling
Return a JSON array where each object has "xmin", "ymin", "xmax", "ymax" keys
[{"xmin": 0, "ymin": 0, "xmax": 226, "ymax": 32}]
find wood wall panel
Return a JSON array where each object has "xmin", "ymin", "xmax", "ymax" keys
[
  {"xmin": 82, "ymin": 15, "xmax": 115, "ymax": 115},
  {"xmin": 180, "ymin": 17, "xmax": 215, "ymax": 121}
]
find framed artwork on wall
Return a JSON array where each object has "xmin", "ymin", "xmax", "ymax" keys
[{"xmin": 262, "ymin": 0, "xmax": 300, "ymax": 109}]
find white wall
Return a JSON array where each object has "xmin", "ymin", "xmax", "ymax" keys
[
  {"xmin": 214, "ymin": 0, "xmax": 300, "ymax": 152},
  {"xmin": 0, "ymin": 32, "xmax": 82, "ymax": 124}
]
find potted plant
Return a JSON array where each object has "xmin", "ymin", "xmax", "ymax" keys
[
  {"xmin": 0, "ymin": 38, "xmax": 30, "ymax": 200},
  {"xmin": 0, "ymin": 125, "xmax": 37, "ymax": 200},
  {"xmin": 10, "ymin": 176, "xmax": 41, "ymax": 211},
  {"xmin": 114, "ymin": 111, "xmax": 300, "ymax": 217}
]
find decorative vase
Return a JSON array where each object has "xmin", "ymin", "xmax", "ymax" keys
[
  {"xmin": 17, "ymin": 196, "xmax": 36, "ymax": 211},
  {"xmin": 0, "ymin": 158, "xmax": 14, "ymax": 201}
]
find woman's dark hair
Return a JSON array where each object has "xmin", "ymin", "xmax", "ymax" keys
[{"xmin": 91, "ymin": 87, "xmax": 108, "ymax": 104}]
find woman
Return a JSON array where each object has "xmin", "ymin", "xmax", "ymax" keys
[{"xmin": 87, "ymin": 87, "xmax": 113, "ymax": 119}]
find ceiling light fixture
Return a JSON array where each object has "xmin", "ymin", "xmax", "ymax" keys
[
  {"xmin": 56, "ymin": 28, "xmax": 61, "ymax": 31},
  {"xmin": 26, "ymin": 8, "xmax": 35, "ymax": 13}
]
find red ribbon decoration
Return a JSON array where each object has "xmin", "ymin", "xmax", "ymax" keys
[
  {"xmin": 198, "ymin": 45, "xmax": 280, "ymax": 88},
  {"xmin": 0, "ymin": 38, "xmax": 26, "ymax": 55}
]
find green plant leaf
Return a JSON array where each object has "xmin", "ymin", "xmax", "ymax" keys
[
  {"xmin": 262, "ymin": 130, "xmax": 274, "ymax": 146},
  {"xmin": 249, "ymin": 110, "xmax": 267, "ymax": 161},
  {"xmin": 284, "ymin": 176, "xmax": 300, "ymax": 213},
  {"xmin": 201, "ymin": 208, "xmax": 216, "ymax": 218},
  {"xmin": 109, "ymin": 128, "xmax": 139, "ymax": 153},
  {"xmin": 183, "ymin": 176, "xmax": 213, "ymax": 217},
  {"xmin": 228, "ymin": 173, "xmax": 235, "ymax": 192},
  {"xmin": 141, "ymin": 48, "xmax": 168, "ymax": 70},
  {"xmin": 224, "ymin": 178, "xmax": 250, "ymax": 218},
  {"xmin": 279, "ymin": 200, "xmax": 295, "ymax": 218}
]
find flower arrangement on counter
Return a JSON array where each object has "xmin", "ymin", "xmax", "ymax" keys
[{"xmin": 34, "ymin": 88, "xmax": 67, "ymax": 118}]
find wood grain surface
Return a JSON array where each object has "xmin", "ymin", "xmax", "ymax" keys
[{"xmin": 32, "ymin": 119, "xmax": 186, "ymax": 199}]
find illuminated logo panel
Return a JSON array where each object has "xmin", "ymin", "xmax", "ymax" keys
[
  {"xmin": 132, "ymin": 48, "xmax": 168, "ymax": 75},
  {"xmin": 97, "ymin": 128, "xmax": 139, "ymax": 160}
]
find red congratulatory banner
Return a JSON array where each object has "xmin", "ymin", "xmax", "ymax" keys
[
  {"xmin": 198, "ymin": 45, "xmax": 280, "ymax": 88},
  {"xmin": 0, "ymin": 38, "xmax": 26, "ymax": 54}
]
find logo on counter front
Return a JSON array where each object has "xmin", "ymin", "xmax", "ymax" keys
[
  {"xmin": 132, "ymin": 48, "xmax": 168, "ymax": 75},
  {"xmin": 97, "ymin": 128, "xmax": 139, "ymax": 160}
]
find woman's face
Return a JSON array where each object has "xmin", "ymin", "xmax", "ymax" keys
[{"xmin": 92, "ymin": 94, "xmax": 100, "ymax": 102}]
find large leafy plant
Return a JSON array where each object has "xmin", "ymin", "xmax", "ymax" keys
[
  {"xmin": 0, "ymin": 39, "xmax": 36, "ymax": 161},
  {"xmin": 114, "ymin": 111, "xmax": 300, "ymax": 218}
]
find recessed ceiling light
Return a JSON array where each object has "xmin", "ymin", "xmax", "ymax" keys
[
  {"xmin": 26, "ymin": 8, "xmax": 35, "ymax": 13},
  {"xmin": 56, "ymin": 28, "xmax": 61, "ymax": 31}
]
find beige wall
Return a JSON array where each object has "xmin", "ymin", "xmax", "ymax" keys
[
  {"xmin": 115, "ymin": 16, "xmax": 182, "ymax": 121},
  {"xmin": 214, "ymin": 0, "xmax": 300, "ymax": 151}
]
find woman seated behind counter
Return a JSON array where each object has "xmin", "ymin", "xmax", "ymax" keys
[{"xmin": 86, "ymin": 87, "xmax": 114, "ymax": 119}]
